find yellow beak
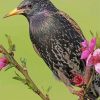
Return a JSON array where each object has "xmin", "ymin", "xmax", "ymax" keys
[{"xmin": 4, "ymin": 8, "xmax": 25, "ymax": 18}]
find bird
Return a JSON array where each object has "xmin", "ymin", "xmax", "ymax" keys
[{"xmin": 4, "ymin": 0, "xmax": 100, "ymax": 99}]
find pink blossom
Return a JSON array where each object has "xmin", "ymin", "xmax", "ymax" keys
[
  {"xmin": 86, "ymin": 54, "xmax": 94, "ymax": 67},
  {"xmin": 81, "ymin": 38, "xmax": 100, "ymax": 73},
  {"xmin": 81, "ymin": 40, "xmax": 88, "ymax": 48},
  {"xmin": 0, "ymin": 57, "xmax": 8, "ymax": 70},
  {"xmin": 95, "ymin": 63, "xmax": 100, "ymax": 74},
  {"xmin": 86, "ymin": 49, "xmax": 100, "ymax": 74},
  {"xmin": 71, "ymin": 73, "xmax": 84, "ymax": 87},
  {"xmin": 81, "ymin": 38, "xmax": 96, "ymax": 60}
]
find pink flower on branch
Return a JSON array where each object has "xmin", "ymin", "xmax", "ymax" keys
[
  {"xmin": 81, "ymin": 38, "xmax": 96, "ymax": 60},
  {"xmin": 81, "ymin": 38, "xmax": 100, "ymax": 74},
  {"xmin": 71, "ymin": 73, "xmax": 84, "ymax": 87},
  {"xmin": 0, "ymin": 57, "xmax": 9, "ymax": 70},
  {"xmin": 86, "ymin": 49, "xmax": 100, "ymax": 74}
]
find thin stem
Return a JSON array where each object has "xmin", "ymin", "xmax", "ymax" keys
[
  {"xmin": 82, "ymin": 68, "xmax": 95, "ymax": 100},
  {"xmin": 0, "ymin": 45, "xmax": 50, "ymax": 100}
]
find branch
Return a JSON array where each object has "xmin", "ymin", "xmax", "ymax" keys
[{"xmin": 0, "ymin": 39, "xmax": 50, "ymax": 100}]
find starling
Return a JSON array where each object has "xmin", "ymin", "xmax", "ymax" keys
[{"xmin": 4, "ymin": 0, "xmax": 100, "ymax": 99}]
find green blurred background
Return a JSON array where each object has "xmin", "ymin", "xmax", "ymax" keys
[{"xmin": 0, "ymin": 0, "xmax": 100, "ymax": 100}]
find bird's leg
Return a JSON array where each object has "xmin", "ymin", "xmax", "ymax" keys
[
  {"xmin": 84, "ymin": 66, "xmax": 91, "ymax": 85},
  {"xmin": 72, "ymin": 66, "xmax": 95, "ymax": 100},
  {"xmin": 82, "ymin": 67, "xmax": 95, "ymax": 100},
  {"xmin": 73, "ymin": 66, "xmax": 94, "ymax": 100},
  {"xmin": 66, "ymin": 83, "xmax": 85, "ymax": 100},
  {"xmin": 72, "ymin": 67, "xmax": 92, "ymax": 99}
]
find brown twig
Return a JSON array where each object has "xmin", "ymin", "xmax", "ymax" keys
[
  {"xmin": 0, "ymin": 45, "xmax": 50, "ymax": 100},
  {"xmin": 82, "ymin": 67, "xmax": 95, "ymax": 100}
]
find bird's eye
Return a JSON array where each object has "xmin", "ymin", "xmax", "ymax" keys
[{"xmin": 28, "ymin": 4, "xmax": 32, "ymax": 8}]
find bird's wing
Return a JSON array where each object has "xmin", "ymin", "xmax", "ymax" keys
[
  {"xmin": 29, "ymin": 10, "xmax": 85, "ymax": 79},
  {"xmin": 48, "ymin": 11, "xmax": 85, "ymax": 75},
  {"xmin": 57, "ymin": 11, "xmax": 85, "ymax": 38}
]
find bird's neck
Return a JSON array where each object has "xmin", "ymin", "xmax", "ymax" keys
[{"xmin": 28, "ymin": 10, "xmax": 54, "ymax": 34}]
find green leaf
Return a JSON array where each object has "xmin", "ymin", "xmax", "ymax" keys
[
  {"xmin": 13, "ymin": 76, "xmax": 26, "ymax": 84},
  {"xmin": 5, "ymin": 34, "xmax": 16, "ymax": 52},
  {"xmin": 20, "ymin": 57, "xmax": 27, "ymax": 67},
  {"xmin": 96, "ymin": 33, "xmax": 100, "ymax": 48},
  {"xmin": 13, "ymin": 72, "xmax": 26, "ymax": 84},
  {"xmin": 12, "ymin": 44, "xmax": 16, "ymax": 51},
  {"xmin": 46, "ymin": 86, "xmax": 52, "ymax": 93},
  {"xmin": 90, "ymin": 30, "xmax": 94, "ymax": 37}
]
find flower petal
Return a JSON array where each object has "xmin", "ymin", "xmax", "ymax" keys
[
  {"xmin": 89, "ymin": 38, "xmax": 96, "ymax": 52},
  {"xmin": 81, "ymin": 50, "xmax": 90, "ymax": 59},
  {"xmin": 72, "ymin": 74, "xmax": 84, "ymax": 87},
  {"xmin": 81, "ymin": 40, "xmax": 88, "ymax": 48},
  {"xmin": 95, "ymin": 63, "xmax": 100, "ymax": 74},
  {"xmin": 93, "ymin": 49, "xmax": 100, "ymax": 56},
  {"xmin": 0, "ymin": 57, "xmax": 8, "ymax": 63},
  {"xmin": 0, "ymin": 57, "xmax": 9, "ymax": 70},
  {"xmin": 0, "ymin": 62, "xmax": 7, "ymax": 69},
  {"xmin": 86, "ymin": 54, "xmax": 94, "ymax": 67}
]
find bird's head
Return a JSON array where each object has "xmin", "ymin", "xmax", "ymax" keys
[{"xmin": 4, "ymin": 0, "xmax": 58, "ymax": 18}]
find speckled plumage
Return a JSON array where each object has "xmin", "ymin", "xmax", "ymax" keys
[
  {"xmin": 29, "ymin": 10, "xmax": 85, "ymax": 79},
  {"xmin": 10, "ymin": 0, "xmax": 100, "ymax": 99}
]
